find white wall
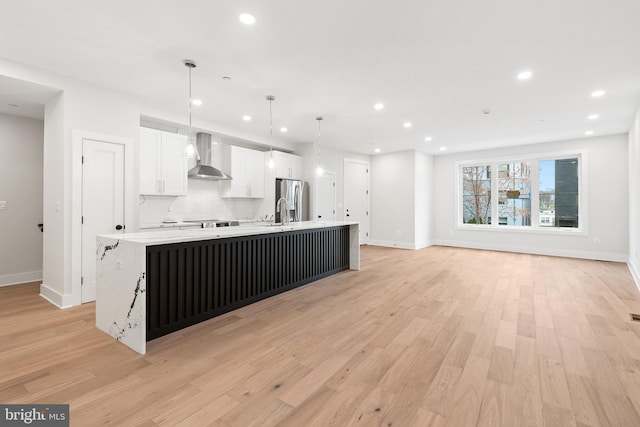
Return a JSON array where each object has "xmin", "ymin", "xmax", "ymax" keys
[
  {"xmin": 0, "ymin": 113, "xmax": 44, "ymax": 286},
  {"xmin": 369, "ymin": 150, "xmax": 434, "ymax": 249},
  {"xmin": 42, "ymin": 93, "xmax": 65, "ymax": 303},
  {"xmin": 629, "ymin": 105, "xmax": 640, "ymax": 287},
  {"xmin": 370, "ymin": 151, "xmax": 416, "ymax": 248},
  {"xmin": 433, "ymin": 134, "xmax": 629, "ymax": 261},
  {"xmin": 415, "ymin": 151, "xmax": 434, "ymax": 248}
]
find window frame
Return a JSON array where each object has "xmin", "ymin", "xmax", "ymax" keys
[{"xmin": 456, "ymin": 150, "xmax": 587, "ymax": 235}]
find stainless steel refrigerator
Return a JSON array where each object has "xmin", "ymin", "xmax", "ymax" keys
[{"xmin": 275, "ymin": 178, "xmax": 309, "ymax": 223}]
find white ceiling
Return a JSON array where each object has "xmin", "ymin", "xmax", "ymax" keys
[{"xmin": 1, "ymin": 0, "xmax": 639, "ymax": 154}]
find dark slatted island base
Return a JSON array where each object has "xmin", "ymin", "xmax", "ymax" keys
[
  {"xmin": 146, "ymin": 226, "xmax": 352, "ymax": 340},
  {"xmin": 96, "ymin": 221, "xmax": 360, "ymax": 354}
]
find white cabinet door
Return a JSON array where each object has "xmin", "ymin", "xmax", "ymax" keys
[
  {"xmin": 222, "ymin": 145, "xmax": 265, "ymax": 198},
  {"xmin": 160, "ymin": 133, "xmax": 187, "ymax": 195},
  {"xmin": 139, "ymin": 127, "xmax": 187, "ymax": 196},
  {"xmin": 273, "ymin": 151, "xmax": 290, "ymax": 178},
  {"xmin": 140, "ymin": 128, "xmax": 161, "ymax": 194},
  {"xmin": 222, "ymin": 145, "xmax": 247, "ymax": 197},
  {"xmin": 246, "ymin": 149, "xmax": 265, "ymax": 198},
  {"xmin": 273, "ymin": 151, "xmax": 302, "ymax": 179}
]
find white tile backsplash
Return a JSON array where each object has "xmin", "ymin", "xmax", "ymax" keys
[{"xmin": 139, "ymin": 178, "xmax": 271, "ymax": 225}]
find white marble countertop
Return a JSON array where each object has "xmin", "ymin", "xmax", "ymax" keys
[
  {"xmin": 139, "ymin": 219, "xmax": 273, "ymax": 229},
  {"xmin": 100, "ymin": 221, "xmax": 359, "ymax": 246},
  {"xmin": 139, "ymin": 221, "xmax": 201, "ymax": 229}
]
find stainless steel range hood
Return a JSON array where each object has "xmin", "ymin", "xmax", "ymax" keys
[{"xmin": 188, "ymin": 132, "xmax": 232, "ymax": 180}]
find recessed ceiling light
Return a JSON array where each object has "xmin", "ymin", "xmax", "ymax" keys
[
  {"xmin": 425, "ymin": 136, "xmax": 433, "ymax": 142},
  {"xmin": 191, "ymin": 99, "xmax": 203, "ymax": 106},
  {"xmin": 374, "ymin": 148, "xmax": 381, "ymax": 153},
  {"xmin": 588, "ymin": 114, "xmax": 599, "ymax": 120},
  {"xmin": 403, "ymin": 122, "xmax": 412, "ymax": 128},
  {"xmin": 591, "ymin": 90, "xmax": 606, "ymax": 98},
  {"xmin": 242, "ymin": 115, "xmax": 252, "ymax": 121},
  {"xmin": 239, "ymin": 13, "xmax": 255, "ymax": 25},
  {"xmin": 585, "ymin": 130, "xmax": 595, "ymax": 136},
  {"xmin": 280, "ymin": 127, "xmax": 288, "ymax": 133},
  {"xmin": 517, "ymin": 70, "xmax": 533, "ymax": 81},
  {"xmin": 374, "ymin": 103, "xmax": 384, "ymax": 111},
  {"xmin": 440, "ymin": 146, "xmax": 447, "ymax": 151}
]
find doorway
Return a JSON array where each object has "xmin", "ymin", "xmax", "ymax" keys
[
  {"xmin": 344, "ymin": 159, "xmax": 369, "ymax": 244},
  {"xmin": 72, "ymin": 130, "xmax": 131, "ymax": 305},
  {"xmin": 315, "ymin": 171, "xmax": 336, "ymax": 221},
  {"xmin": 81, "ymin": 139, "xmax": 125, "ymax": 302}
]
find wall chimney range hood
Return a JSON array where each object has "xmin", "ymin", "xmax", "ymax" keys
[{"xmin": 188, "ymin": 132, "xmax": 232, "ymax": 180}]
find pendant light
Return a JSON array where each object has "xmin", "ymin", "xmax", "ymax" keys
[
  {"xmin": 184, "ymin": 60, "xmax": 197, "ymax": 158},
  {"xmin": 266, "ymin": 95, "xmax": 276, "ymax": 169},
  {"xmin": 315, "ymin": 116, "xmax": 324, "ymax": 176}
]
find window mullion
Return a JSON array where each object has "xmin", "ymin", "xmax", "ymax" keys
[
  {"xmin": 491, "ymin": 162, "xmax": 499, "ymax": 226},
  {"xmin": 531, "ymin": 160, "xmax": 540, "ymax": 227}
]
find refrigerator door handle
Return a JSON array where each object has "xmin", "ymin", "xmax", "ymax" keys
[{"xmin": 293, "ymin": 184, "xmax": 299, "ymax": 221}]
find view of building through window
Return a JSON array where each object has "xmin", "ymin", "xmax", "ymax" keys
[
  {"xmin": 498, "ymin": 162, "xmax": 531, "ymax": 226},
  {"xmin": 539, "ymin": 158, "xmax": 579, "ymax": 227},
  {"xmin": 461, "ymin": 156, "xmax": 580, "ymax": 229}
]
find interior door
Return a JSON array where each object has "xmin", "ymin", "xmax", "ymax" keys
[
  {"xmin": 81, "ymin": 139, "xmax": 125, "ymax": 303},
  {"xmin": 316, "ymin": 171, "xmax": 336, "ymax": 221},
  {"xmin": 344, "ymin": 160, "xmax": 369, "ymax": 244}
]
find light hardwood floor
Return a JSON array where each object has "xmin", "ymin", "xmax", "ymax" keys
[{"xmin": 3, "ymin": 246, "xmax": 640, "ymax": 426}]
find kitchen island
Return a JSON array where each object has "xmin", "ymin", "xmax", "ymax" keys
[{"xmin": 96, "ymin": 221, "xmax": 359, "ymax": 354}]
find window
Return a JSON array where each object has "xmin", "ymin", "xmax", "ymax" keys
[
  {"xmin": 498, "ymin": 162, "xmax": 531, "ymax": 226},
  {"xmin": 462, "ymin": 166, "xmax": 491, "ymax": 224},
  {"xmin": 539, "ymin": 159, "xmax": 579, "ymax": 228},
  {"xmin": 458, "ymin": 154, "xmax": 582, "ymax": 231}
]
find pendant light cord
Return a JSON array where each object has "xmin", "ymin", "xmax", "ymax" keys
[
  {"xmin": 188, "ymin": 65, "xmax": 192, "ymax": 137},
  {"xmin": 188, "ymin": 65, "xmax": 197, "ymax": 160},
  {"xmin": 265, "ymin": 95, "xmax": 276, "ymax": 168},
  {"xmin": 316, "ymin": 117, "xmax": 323, "ymax": 172},
  {"xmin": 184, "ymin": 60, "xmax": 199, "ymax": 161},
  {"xmin": 269, "ymin": 98, "xmax": 273, "ymax": 157}
]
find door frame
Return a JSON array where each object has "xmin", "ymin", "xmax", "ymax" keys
[
  {"xmin": 314, "ymin": 170, "xmax": 336, "ymax": 221},
  {"xmin": 71, "ymin": 130, "xmax": 133, "ymax": 306},
  {"xmin": 343, "ymin": 158, "xmax": 370, "ymax": 244}
]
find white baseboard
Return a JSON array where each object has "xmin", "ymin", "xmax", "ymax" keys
[
  {"xmin": 415, "ymin": 240, "xmax": 433, "ymax": 250},
  {"xmin": 39, "ymin": 283, "xmax": 73, "ymax": 309},
  {"xmin": 0, "ymin": 270, "xmax": 42, "ymax": 287},
  {"xmin": 629, "ymin": 260, "xmax": 640, "ymax": 293},
  {"xmin": 432, "ymin": 239, "xmax": 628, "ymax": 262},
  {"xmin": 369, "ymin": 239, "xmax": 434, "ymax": 250}
]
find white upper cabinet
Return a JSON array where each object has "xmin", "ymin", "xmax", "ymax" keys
[
  {"xmin": 139, "ymin": 127, "xmax": 187, "ymax": 196},
  {"xmin": 222, "ymin": 145, "xmax": 265, "ymax": 198},
  {"xmin": 272, "ymin": 150, "xmax": 302, "ymax": 179}
]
